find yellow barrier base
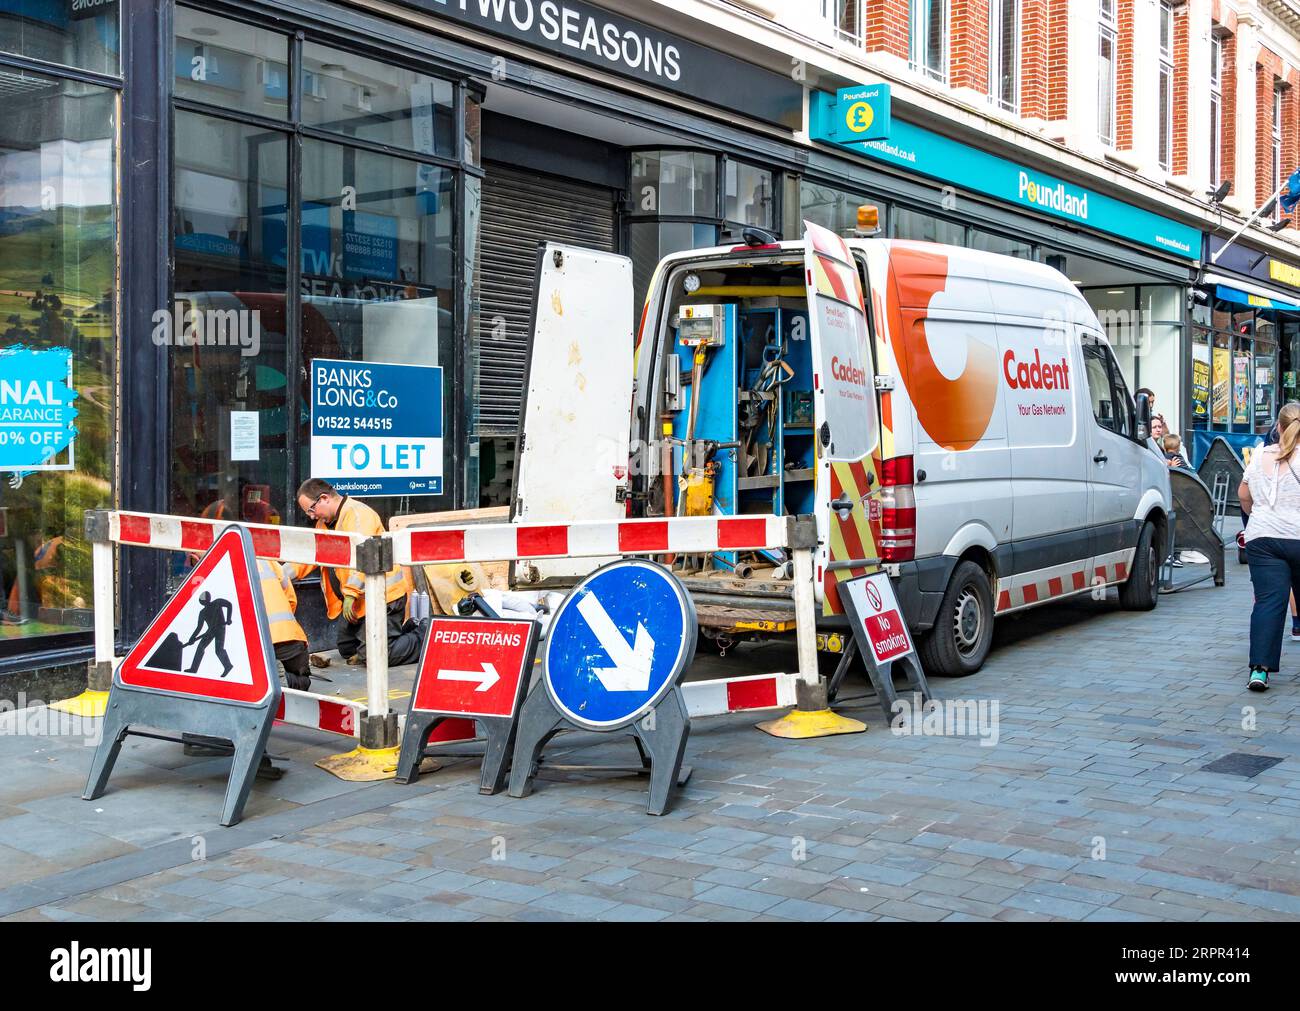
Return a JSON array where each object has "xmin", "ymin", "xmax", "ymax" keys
[
  {"xmin": 756, "ymin": 708, "xmax": 867, "ymax": 739},
  {"xmin": 48, "ymin": 689, "xmax": 109, "ymax": 718},
  {"xmin": 315, "ymin": 745, "xmax": 401, "ymax": 782}
]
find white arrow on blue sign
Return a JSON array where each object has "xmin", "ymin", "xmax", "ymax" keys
[{"xmin": 543, "ymin": 559, "xmax": 697, "ymax": 730}]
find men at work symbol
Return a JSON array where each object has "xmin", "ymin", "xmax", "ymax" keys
[{"xmin": 185, "ymin": 591, "xmax": 234, "ymax": 677}]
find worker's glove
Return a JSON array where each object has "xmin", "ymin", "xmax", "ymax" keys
[{"xmin": 341, "ymin": 596, "xmax": 359, "ymax": 624}]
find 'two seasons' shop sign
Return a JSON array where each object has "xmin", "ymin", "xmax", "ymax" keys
[{"xmin": 399, "ymin": 0, "xmax": 803, "ymax": 129}]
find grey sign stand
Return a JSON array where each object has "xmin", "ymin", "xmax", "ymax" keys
[
  {"xmin": 837, "ymin": 578, "xmax": 932, "ymax": 723},
  {"xmin": 507, "ymin": 681, "xmax": 691, "ymax": 816},
  {"xmin": 84, "ymin": 688, "xmax": 278, "ymax": 827},
  {"xmin": 82, "ymin": 525, "xmax": 281, "ymax": 828}
]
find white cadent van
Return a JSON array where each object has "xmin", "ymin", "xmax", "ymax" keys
[{"xmin": 509, "ymin": 220, "xmax": 1172, "ymax": 676}]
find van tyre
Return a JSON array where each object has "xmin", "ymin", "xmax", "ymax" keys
[
  {"xmin": 1119, "ymin": 522, "xmax": 1159, "ymax": 611},
  {"xmin": 920, "ymin": 560, "xmax": 995, "ymax": 677}
]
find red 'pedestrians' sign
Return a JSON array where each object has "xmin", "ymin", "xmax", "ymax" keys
[{"xmin": 412, "ymin": 617, "xmax": 537, "ymax": 720}]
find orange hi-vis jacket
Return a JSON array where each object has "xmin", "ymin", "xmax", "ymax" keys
[
  {"xmin": 296, "ymin": 497, "xmax": 409, "ymax": 621},
  {"xmin": 258, "ymin": 558, "xmax": 307, "ymax": 645}
]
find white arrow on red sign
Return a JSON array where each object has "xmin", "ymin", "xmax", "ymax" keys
[{"xmin": 436, "ymin": 662, "xmax": 500, "ymax": 692}]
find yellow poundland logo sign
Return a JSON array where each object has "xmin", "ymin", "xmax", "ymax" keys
[
  {"xmin": 1269, "ymin": 259, "xmax": 1300, "ymax": 288},
  {"xmin": 846, "ymin": 100, "xmax": 874, "ymax": 134}
]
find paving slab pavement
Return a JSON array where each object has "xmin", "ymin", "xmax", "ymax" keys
[{"xmin": 1, "ymin": 558, "xmax": 1298, "ymax": 921}]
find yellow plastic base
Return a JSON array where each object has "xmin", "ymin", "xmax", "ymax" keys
[
  {"xmin": 48, "ymin": 689, "xmax": 109, "ymax": 718},
  {"xmin": 755, "ymin": 708, "xmax": 867, "ymax": 739},
  {"xmin": 315, "ymin": 744, "xmax": 401, "ymax": 782}
]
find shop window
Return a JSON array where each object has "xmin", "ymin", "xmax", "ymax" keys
[
  {"xmin": 799, "ymin": 180, "xmax": 881, "ymax": 236},
  {"xmin": 892, "ymin": 207, "xmax": 965, "ymax": 245},
  {"xmin": 724, "ymin": 160, "xmax": 774, "ymax": 230},
  {"xmin": 301, "ymin": 43, "xmax": 454, "ymax": 158},
  {"xmin": 968, "ymin": 228, "xmax": 1032, "ymax": 258},
  {"xmin": 170, "ymin": 111, "xmax": 289, "ymax": 527},
  {"xmin": 0, "ymin": 0, "xmax": 119, "ymax": 75},
  {"xmin": 629, "ymin": 151, "xmax": 716, "ymax": 217},
  {"xmin": 628, "ymin": 221, "xmax": 717, "ymax": 311},
  {"xmin": 0, "ymin": 70, "xmax": 116, "ymax": 640},
  {"xmin": 174, "ymin": 8, "xmax": 288, "ymax": 121},
  {"xmin": 297, "ymin": 140, "xmax": 454, "ymax": 519}
]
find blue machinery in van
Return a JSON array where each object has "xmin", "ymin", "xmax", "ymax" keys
[{"xmin": 668, "ymin": 302, "xmax": 816, "ymax": 573}]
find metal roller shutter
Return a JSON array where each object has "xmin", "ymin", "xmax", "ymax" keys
[{"xmin": 476, "ymin": 162, "xmax": 618, "ymax": 436}]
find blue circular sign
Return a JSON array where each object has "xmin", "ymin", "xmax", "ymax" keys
[{"xmin": 543, "ymin": 559, "xmax": 697, "ymax": 730}]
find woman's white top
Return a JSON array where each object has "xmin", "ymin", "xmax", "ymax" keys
[{"xmin": 1243, "ymin": 446, "xmax": 1300, "ymax": 542}]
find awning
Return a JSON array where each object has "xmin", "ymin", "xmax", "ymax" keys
[{"xmin": 1204, "ymin": 270, "xmax": 1300, "ymax": 311}]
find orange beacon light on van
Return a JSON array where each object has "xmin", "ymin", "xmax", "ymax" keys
[{"xmin": 853, "ymin": 204, "xmax": 881, "ymax": 236}]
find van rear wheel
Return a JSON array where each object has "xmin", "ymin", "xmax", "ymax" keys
[
  {"xmin": 1118, "ymin": 521, "xmax": 1159, "ymax": 611},
  {"xmin": 919, "ymin": 560, "xmax": 995, "ymax": 677}
]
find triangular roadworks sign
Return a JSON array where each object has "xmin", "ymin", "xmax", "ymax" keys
[{"xmin": 117, "ymin": 524, "xmax": 277, "ymax": 706}]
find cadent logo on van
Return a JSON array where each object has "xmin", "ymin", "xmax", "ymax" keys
[
  {"xmin": 1017, "ymin": 171, "xmax": 1089, "ymax": 221},
  {"xmin": 1002, "ymin": 348, "xmax": 1070, "ymax": 390}
]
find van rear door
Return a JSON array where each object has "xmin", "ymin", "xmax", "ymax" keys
[
  {"xmin": 512, "ymin": 243, "xmax": 635, "ymax": 582},
  {"xmin": 803, "ymin": 222, "xmax": 881, "ymax": 597}
]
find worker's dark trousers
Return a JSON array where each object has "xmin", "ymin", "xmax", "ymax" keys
[
  {"xmin": 1246, "ymin": 536, "xmax": 1300, "ymax": 671},
  {"xmin": 337, "ymin": 596, "xmax": 423, "ymax": 666},
  {"xmin": 275, "ymin": 640, "xmax": 311, "ymax": 691}
]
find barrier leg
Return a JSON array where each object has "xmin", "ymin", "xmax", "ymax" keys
[
  {"xmin": 81, "ymin": 699, "xmax": 128, "ymax": 801},
  {"xmin": 54, "ymin": 510, "xmax": 114, "ymax": 717},
  {"xmin": 757, "ymin": 517, "xmax": 866, "ymax": 740},
  {"xmin": 316, "ymin": 536, "xmax": 401, "ymax": 781}
]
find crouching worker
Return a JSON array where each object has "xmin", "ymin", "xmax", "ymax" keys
[
  {"xmin": 294, "ymin": 478, "xmax": 421, "ymax": 666},
  {"xmin": 259, "ymin": 557, "xmax": 311, "ymax": 691}
]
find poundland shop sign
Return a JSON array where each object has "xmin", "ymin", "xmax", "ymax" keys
[
  {"xmin": 399, "ymin": 0, "xmax": 802, "ymax": 129},
  {"xmin": 810, "ymin": 90, "xmax": 1201, "ymax": 260}
]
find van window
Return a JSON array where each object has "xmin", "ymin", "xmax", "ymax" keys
[{"xmin": 1082, "ymin": 337, "xmax": 1133, "ymax": 438}]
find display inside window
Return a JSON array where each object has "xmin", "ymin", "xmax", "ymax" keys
[{"xmin": 0, "ymin": 72, "xmax": 116, "ymax": 640}]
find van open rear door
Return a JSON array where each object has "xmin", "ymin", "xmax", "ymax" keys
[
  {"xmin": 803, "ymin": 222, "xmax": 881, "ymax": 607},
  {"xmin": 511, "ymin": 243, "xmax": 635, "ymax": 582}
]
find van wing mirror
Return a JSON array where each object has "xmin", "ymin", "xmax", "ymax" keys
[{"xmin": 1134, "ymin": 392, "xmax": 1152, "ymax": 441}]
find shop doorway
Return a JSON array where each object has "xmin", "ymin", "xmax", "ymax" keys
[{"xmin": 476, "ymin": 162, "xmax": 619, "ymax": 505}]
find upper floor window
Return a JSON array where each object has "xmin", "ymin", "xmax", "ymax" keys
[
  {"xmin": 1209, "ymin": 31, "xmax": 1223, "ymax": 184},
  {"xmin": 1157, "ymin": 1, "xmax": 1174, "ymax": 172},
  {"xmin": 1098, "ymin": 0, "xmax": 1117, "ymax": 146},
  {"xmin": 910, "ymin": 0, "xmax": 947, "ymax": 84},
  {"xmin": 1273, "ymin": 83, "xmax": 1284, "ymax": 219},
  {"xmin": 822, "ymin": 0, "xmax": 864, "ymax": 45},
  {"xmin": 990, "ymin": 0, "xmax": 1019, "ymax": 113}
]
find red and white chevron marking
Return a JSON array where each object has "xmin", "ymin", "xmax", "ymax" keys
[
  {"xmin": 680, "ymin": 673, "xmax": 800, "ymax": 717},
  {"xmin": 392, "ymin": 514, "xmax": 789, "ymax": 565},
  {"xmin": 110, "ymin": 511, "xmax": 363, "ymax": 567},
  {"xmin": 995, "ymin": 548, "xmax": 1136, "ymax": 613}
]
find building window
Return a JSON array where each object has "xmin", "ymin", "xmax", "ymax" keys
[
  {"xmin": 822, "ymin": 0, "xmax": 864, "ymax": 45},
  {"xmin": 989, "ymin": 0, "xmax": 1019, "ymax": 113},
  {"xmin": 0, "ymin": 69, "xmax": 117, "ymax": 644},
  {"xmin": 1209, "ymin": 32, "xmax": 1222, "ymax": 185},
  {"xmin": 1098, "ymin": 0, "xmax": 1117, "ymax": 146},
  {"xmin": 1157, "ymin": 1, "xmax": 1173, "ymax": 171},
  {"xmin": 910, "ymin": 0, "xmax": 948, "ymax": 84},
  {"xmin": 170, "ymin": 6, "xmax": 467, "ymax": 524},
  {"xmin": 1274, "ymin": 83, "xmax": 1285, "ymax": 219}
]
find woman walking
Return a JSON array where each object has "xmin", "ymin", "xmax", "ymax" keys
[{"xmin": 1240, "ymin": 401, "xmax": 1300, "ymax": 691}]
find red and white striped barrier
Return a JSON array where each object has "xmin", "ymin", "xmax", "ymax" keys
[
  {"xmin": 392, "ymin": 514, "xmax": 790, "ymax": 565},
  {"xmin": 276, "ymin": 688, "xmax": 364, "ymax": 738},
  {"xmin": 110, "ymin": 510, "xmax": 363, "ymax": 568},
  {"xmin": 681, "ymin": 673, "xmax": 800, "ymax": 718}
]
